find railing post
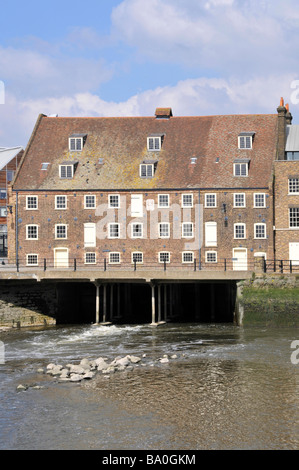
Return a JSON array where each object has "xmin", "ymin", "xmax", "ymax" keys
[
  {"xmin": 104, "ymin": 258, "xmax": 107, "ymax": 271},
  {"xmin": 74, "ymin": 258, "xmax": 77, "ymax": 271},
  {"xmin": 134, "ymin": 259, "xmax": 137, "ymax": 271},
  {"xmin": 290, "ymin": 260, "xmax": 292, "ymax": 274},
  {"xmin": 164, "ymin": 259, "xmax": 166, "ymax": 271},
  {"xmin": 44, "ymin": 258, "xmax": 46, "ymax": 271},
  {"xmin": 274, "ymin": 259, "xmax": 276, "ymax": 272},
  {"xmin": 16, "ymin": 259, "xmax": 19, "ymax": 272},
  {"xmin": 194, "ymin": 258, "xmax": 196, "ymax": 271},
  {"xmin": 280, "ymin": 260, "xmax": 283, "ymax": 273},
  {"xmin": 224, "ymin": 258, "xmax": 227, "ymax": 271},
  {"xmin": 263, "ymin": 258, "xmax": 267, "ymax": 273}
]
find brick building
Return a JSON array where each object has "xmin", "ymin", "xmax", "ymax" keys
[
  {"xmin": 0, "ymin": 146, "xmax": 23, "ymax": 257},
  {"xmin": 274, "ymin": 99, "xmax": 299, "ymax": 266},
  {"xmin": 7, "ymin": 107, "xmax": 279, "ymax": 272}
]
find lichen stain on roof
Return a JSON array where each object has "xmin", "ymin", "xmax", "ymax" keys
[{"xmin": 13, "ymin": 113, "xmax": 278, "ymax": 191}]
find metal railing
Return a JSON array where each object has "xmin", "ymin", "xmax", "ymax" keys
[
  {"xmin": 0, "ymin": 257, "xmax": 255, "ymax": 273},
  {"xmin": 263, "ymin": 259, "xmax": 299, "ymax": 274}
]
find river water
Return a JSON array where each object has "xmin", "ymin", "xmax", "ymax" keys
[{"xmin": 0, "ymin": 322, "xmax": 298, "ymax": 450}]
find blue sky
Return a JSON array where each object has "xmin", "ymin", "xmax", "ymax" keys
[{"xmin": 1, "ymin": 0, "xmax": 299, "ymax": 147}]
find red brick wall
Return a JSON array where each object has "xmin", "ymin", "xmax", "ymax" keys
[{"xmin": 7, "ymin": 187, "xmax": 274, "ymax": 269}]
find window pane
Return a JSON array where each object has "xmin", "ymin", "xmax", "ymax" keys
[
  {"xmin": 56, "ymin": 196, "xmax": 66, "ymax": 209},
  {"xmin": 27, "ymin": 196, "xmax": 37, "ymax": 209},
  {"xmin": 109, "ymin": 195, "xmax": 119, "ymax": 208},
  {"xmin": 27, "ymin": 225, "xmax": 38, "ymax": 239},
  {"xmin": 182, "ymin": 223, "xmax": 193, "ymax": 237},
  {"xmin": 159, "ymin": 195, "xmax": 169, "ymax": 207},
  {"xmin": 205, "ymin": 194, "xmax": 216, "ymax": 207},
  {"xmin": 56, "ymin": 225, "xmax": 66, "ymax": 238},
  {"xmin": 206, "ymin": 252, "xmax": 217, "ymax": 263},
  {"xmin": 255, "ymin": 224, "xmax": 266, "ymax": 238},
  {"xmin": 235, "ymin": 224, "xmax": 245, "ymax": 238},
  {"xmin": 109, "ymin": 252, "xmax": 120, "ymax": 263},
  {"xmin": 159, "ymin": 252, "xmax": 170, "ymax": 263},
  {"xmin": 132, "ymin": 252, "xmax": 143, "ymax": 263},
  {"xmin": 289, "ymin": 178, "xmax": 299, "ymax": 193},
  {"xmin": 234, "ymin": 193, "xmax": 245, "ymax": 207},
  {"xmin": 289, "ymin": 208, "xmax": 299, "ymax": 227},
  {"xmin": 85, "ymin": 195, "xmax": 96, "ymax": 208},
  {"xmin": 85, "ymin": 252, "xmax": 96, "ymax": 264},
  {"xmin": 159, "ymin": 223, "xmax": 169, "ymax": 238},
  {"xmin": 254, "ymin": 194, "xmax": 265, "ymax": 207},
  {"xmin": 182, "ymin": 194, "xmax": 193, "ymax": 207},
  {"xmin": 109, "ymin": 224, "xmax": 119, "ymax": 238},
  {"xmin": 183, "ymin": 252, "xmax": 193, "ymax": 263}
]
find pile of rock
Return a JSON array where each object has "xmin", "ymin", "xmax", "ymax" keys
[
  {"xmin": 16, "ymin": 352, "xmax": 180, "ymax": 390},
  {"xmin": 45, "ymin": 354, "xmax": 143, "ymax": 383}
]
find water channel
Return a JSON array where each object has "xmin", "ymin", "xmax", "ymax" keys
[{"xmin": 0, "ymin": 322, "xmax": 298, "ymax": 450}]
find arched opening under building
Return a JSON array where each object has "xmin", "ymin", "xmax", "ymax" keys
[{"xmin": 55, "ymin": 281, "xmax": 237, "ymax": 325}]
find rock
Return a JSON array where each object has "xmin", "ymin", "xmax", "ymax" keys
[
  {"xmin": 50, "ymin": 365, "xmax": 64, "ymax": 376},
  {"xmin": 80, "ymin": 358, "xmax": 92, "ymax": 370},
  {"xmin": 95, "ymin": 358, "xmax": 109, "ymax": 370},
  {"xmin": 171, "ymin": 354, "xmax": 178, "ymax": 359},
  {"xmin": 46, "ymin": 363, "xmax": 56, "ymax": 370},
  {"xmin": 113, "ymin": 356, "xmax": 130, "ymax": 367},
  {"xmin": 68, "ymin": 365, "xmax": 86, "ymax": 375},
  {"xmin": 128, "ymin": 355, "xmax": 141, "ymax": 364},
  {"xmin": 37, "ymin": 368, "xmax": 44, "ymax": 374},
  {"xmin": 17, "ymin": 384, "xmax": 28, "ymax": 391},
  {"xmin": 160, "ymin": 357, "xmax": 169, "ymax": 363},
  {"xmin": 70, "ymin": 374, "xmax": 84, "ymax": 382},
  {"xmin": 82, "ymin": 372, "xmax": 94, "ymax": 380}
]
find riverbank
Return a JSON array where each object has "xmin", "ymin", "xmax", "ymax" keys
[{"xmin": 239, "ymin": 274, "xmax": 299, "ymax": 327}]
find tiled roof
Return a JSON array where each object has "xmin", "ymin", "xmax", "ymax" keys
[{"xmin": 13, "ymin": 112, "xmax": 278, "ymax": 191}]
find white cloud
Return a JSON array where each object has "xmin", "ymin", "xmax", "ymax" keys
[
  {"xmin": 111, "ymin": 0, "xmax": 298, "ymax": 74},
  {"xmin": 1, "ymin": 73, "xmax": 296, "ymax": 147}
]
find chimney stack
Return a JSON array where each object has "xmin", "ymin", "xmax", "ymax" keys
[{"xmin": 277, "ymin": 97, "xmax": 287, "ymax": 160}]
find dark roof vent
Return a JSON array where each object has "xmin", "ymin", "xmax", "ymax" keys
[{"xmin": 155, "ymin": 108, "xmax": 173, "ymax": 119}]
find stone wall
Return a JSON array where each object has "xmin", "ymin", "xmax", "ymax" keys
[{"xmin": 0, "ymin": 281, "xmax": 57, "ymax": 329}]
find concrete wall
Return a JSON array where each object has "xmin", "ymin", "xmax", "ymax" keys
[{"xmin": 0, "ymin": 281, "xmax": 57, "ymax": 329}]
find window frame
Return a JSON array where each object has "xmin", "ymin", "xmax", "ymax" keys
[
  {"xmin": 84, "ymin": 252, "xmax": 96, "ymax": 264},
  {"xmin": 0, "ymin": 207, "xmax": 7, "ymax": 217},
  {"xmin": 140, "ymin": 163, "xmax": 154, "ymax": 178},
  {"xmin": 132, "ymin": 252, "xmax": 143, "ymax": 264},
  {"xmin": 84, "ymin": 194, "xmax": 96, "ymax": 209},
  {"xmin": 147, "ymin": 136, "xmax": 161, "ymax": 151},
  {"xmin": 238, "ymin": 135, "xmax": 253, "ymax": 149},
  {"xmin": 158, "ymin": 222, "xmax": 170, "ymax": 238},
  {"xmin": 182, "ymin": 251, "xmax": 194, "ymax": 263},
  {"xmin": 109, "ymin": 252, "xmax": 121, "ymax": 264},
  {"xmin": 234, "ymin": 223, "xmax": 246, "ymax": 239},
  {"xmin": 55, "ymin": 195, "xmax": 67, "ymax": 210},
  {"xmin": 55, "ymin": 224, "xmax": 67, "ymax": 240},
  {"xmin": 254, "ymin": 193, "xmax": 266, "ymax": 208},
  {"xmin": 131, "ymin": 222, "xmax": 143, "ymax": 239},
  {"xmin": 205, "ymin": 251, "xmax": 218, "ymax": 263},
  {"xmin": 26, "ymin": 195, "xmax": 38, "ymax": 210},
  {"xmin": 26, "ymin": 224, "xmax": 38, "ymax": 240},
  {"xmin": 182, "ymin": 222, "xmax": 194, "ymax": 238},
  {"xmin": 159, "ymin": 251, "xmax": 170, "ymax": 263},
  {"xmin": 108, "ymin": 223, "xmax": 120, "ymax": 239},
  {"xmin": 182, "ymin": 194, "xmax": 193, "ymax": 208},
  {"xmin": 288, "ymin": 178, "xmax": 299, "ymax": 195},
  {"xmin": 108, "ymin": 194, "xmax": 120, "ymax": 209},
  {"xmin": 69, "ymin": 136, "xmax": 83, "ymax": 151},
  {"xmin": 205, "ymin": 193, "xmax": 217, "ymax": 208},
  {"xmin": 26, "ymin": 254, "xmax": 38, "ymax": 266},
  {"xmin": 158, "ymin": 194, "xmax": 170, "ymax": 208},
  {"xmin": 59, "ymin": 164, "xmax": 74, "ymax": 179},
  {"xmin": 233, "ymin": 193, "xmax": 246, "ymax": 208},
  {"xmin": 289, "ymin": 207, "xmax": 299, "ymax": 228},
  {"xmin": 254, "ymin": 223, "xmax": 267, "ymax": 239},
  {"xmin": 234, "ymin": 162, "xmax": 248, "ymax": 177}
]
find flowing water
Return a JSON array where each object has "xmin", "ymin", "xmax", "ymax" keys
[{"xmin": 0, "ymin": 322, "xmax": 299, "ymax": 450}]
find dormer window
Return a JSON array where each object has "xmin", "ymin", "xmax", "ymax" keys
[
  {"xmin": 238, "ymin": 132, "xmax": 255, "ymax": 149},
  {"xmin": 69, "ymin": 134, "xmax": 87, "ymax": 151},
  {"xmin": 147, "ymin": 134, "xmax": 164, "ymax": 151},
  {"xmin": 140, "ymin": 163, "xmax": 154, "ymax": 178},
  {"xmin": 59, "ymin": 162, "xmax": 77, "ymax": 179},
  {"xmin": 234, "ymin": 159, "xmax": 250, "ymax": 177}
]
